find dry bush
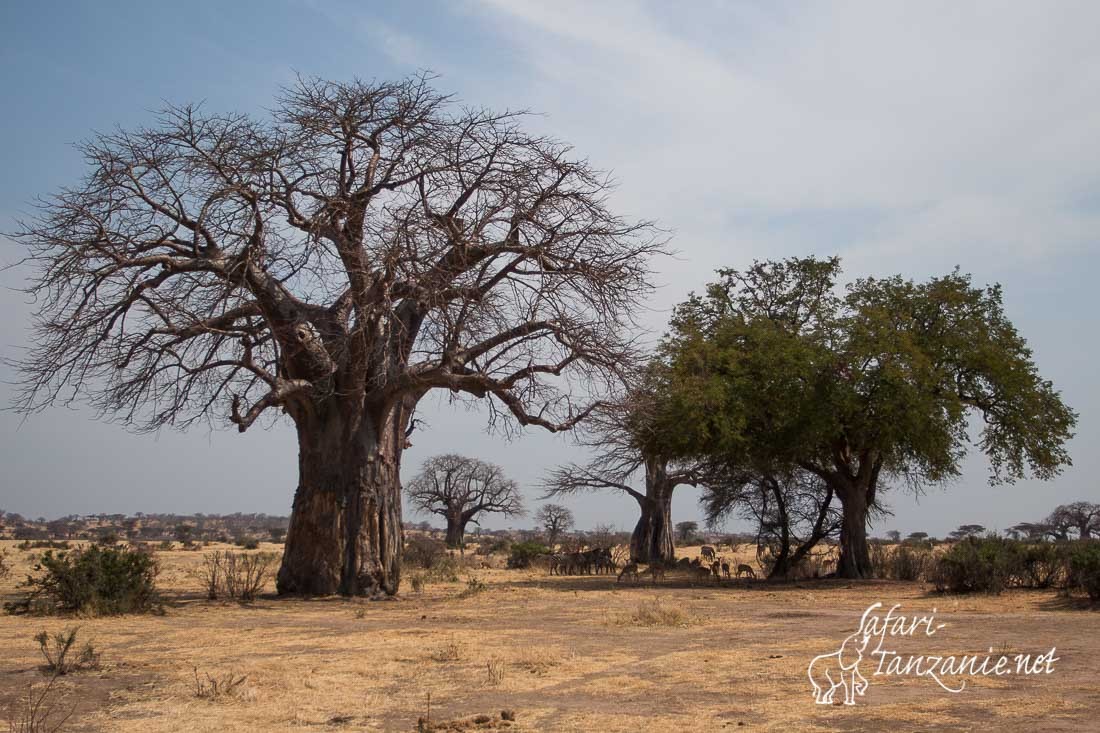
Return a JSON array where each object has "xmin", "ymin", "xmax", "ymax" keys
[
  {"xmin": 430, "ymin": 637, "xmax": 463, "ymax": 663},
  {"xmin": 192, "ymin": 667, "xmax": 252, "ymax": 702},
  {"xmin": 34, "ymin": 627, "xmax": 100, "ymax": 675},
  {"xmin": 0, "ymin": 550, "xmax": 11, "ymax": 582},
  {"xmin": 512, "ymin": 647, "xmax": 569, "ymax": 676},
  {"xmin": 404, "ymin": 536, "xmax": 448, "ymax": 570},
  {"xmin": 610, "ymin": 545, "xmax": 630, "ymax": 568},
  {"xmin": 4, "ymin": 674, "xmax": 73, "ymax": 733},
  {"xmin": 458, "ymin": 577, "xmax": 486, "ymax": 598},
  {"xmin": 870, "ymin": 544, "xmax": 931, "ymax": 581},
  {"xmin": 612, "ymin": 599, "xmax": 689, "ymax": 627},
  {"xmin": 485, "ymin": 658, "xmax": 506, "ymax": 686},
  {"xmin": 193, "ymin": 551, "xmax": 275, "ymax": 601}
]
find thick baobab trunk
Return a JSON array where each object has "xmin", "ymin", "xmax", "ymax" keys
[
  {"xmin": 629, "ymin": 459, "xmax": 676, "ymax": 564},
  {"xmin": 444, "ymin": 512, "xmax": 466, "ymax": 549},
  {"xmin": 836, "ymin": 488, "xmax": 872, "ymax": 579},
  {"xmin": 277, "ymin": 407, "xmax": 407, "ymax": 596}
]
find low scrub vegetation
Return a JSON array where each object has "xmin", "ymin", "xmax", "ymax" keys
[
  {"xmin": 35, "ymin": 626, "xmax": 100, "ymax": 674},
  {"xmin": 192, "ymin": 667, "xmax": 253, "ymax": 702},
  {"xmin": 925, "ymin": 537, "xmax": 1100, "ymax": 598},
  {"xmin": 612, "ymin": 598, "xmax": 689, "ymax": 627},
  {"xmin": 5, "ymin": 545, "xmax": 160, "ymax": 616},
  {"xmin": 1068, "ymin": 542, "xmax": 1100, "ymax": 601},
  {"xmin": 506, "ymin": 541, "xmax": 549, "ymax": 569},
  {"xmin": 872, "ymin": 544, "xmax": 933, "ymax": 581},
  {"xmin": 403, "ymin": 536, "xmax": 448, "ymax": 570},
  {"xmin": 193, "ymin": 551, "xmax": 276, "ymax": 601}
]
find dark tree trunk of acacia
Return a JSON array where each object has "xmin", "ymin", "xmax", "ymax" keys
[
  {"xmin": 629, "ymin": 459, "xmax": 676, "ymax": 564},
  {"xmin": 277, "ymin": 404, "xmax": 408, "ymax": 596},
  {"xmin": 836, "ymin": 488, "xmax": 872, "ymax": 579}
]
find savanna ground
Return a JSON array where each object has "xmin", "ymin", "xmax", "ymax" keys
[{"xmin": 1, "ymin": 540, "xmax": 1097, "ymax": 732}]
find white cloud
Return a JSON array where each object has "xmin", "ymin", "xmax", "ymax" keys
[{"xmin": 470, "ymin": 0, "xmax": 1100, "ymax": 274}]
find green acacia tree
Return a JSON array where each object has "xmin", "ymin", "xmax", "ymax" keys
[{"xmin": 660, "ymin": 257, "xmax": 1076, "ymax": 578}]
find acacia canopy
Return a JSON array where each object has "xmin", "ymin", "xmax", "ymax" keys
[{"xmin": 660, "ymin": 257, "xmax": 1076, "ymax": 578}]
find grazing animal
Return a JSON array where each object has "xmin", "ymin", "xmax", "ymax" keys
[
  {"xmin": 720, "ymin": 560, "xmax": 731, "ymax": 579},
  {"xmin": 617, "ymin": 563, "xmax": 640, "ymax": 584},
  {"xmin": 736, "ymin": 563, "xmax": 756, "ymax": 579},
  {"xmin": 647, "ymin": 564, "xmax": 666, "ymax": 585},
  {"xmin": 700, "ymin": 546, "xmax": 716, "ymax": 562},
  {"xmin": 690, "ymin": 565, "xmax": 713, "ymax": 584},
  {"xmin": 690, "ymin": 557, "xmax": 702, "ymax": 569},
  {"xmin": 710, "ymin": 561, "xmax": 722, "ymax": 580},
  {"xmin": 676, "ymin": 557, "xmax": 692, "ymax": 570}
]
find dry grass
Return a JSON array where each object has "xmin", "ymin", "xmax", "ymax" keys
[
  {"xmin": 609, "ymin": 598, "xmax": 691, "ymax": 627},
  {"xmin": 0, "ymin": 539, "xmax": 1095, "ymax": 732}
]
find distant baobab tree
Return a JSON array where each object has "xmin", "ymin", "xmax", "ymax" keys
[
  {"xmin": 9, "ymin": 74, "xmax": 662, "ymax": 596},
  {"xmin": 405, "ymin": 454, "xmax": 524, "ymax": 548},
  {"xmin": 535, "ymin": 504, "xmax": 574, "ymax": 548},
  {"xmin": 1047, "ymin": 502, "xmax": 1100, "ymax": 540},
  {"xmin": 541, "ymin": 371, "xmax": 699, "ymax": 565}
]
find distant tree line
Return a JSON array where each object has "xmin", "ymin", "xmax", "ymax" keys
[{"xmin": 0, "ymin": 511, "xmax": 289, "ymax": 544}]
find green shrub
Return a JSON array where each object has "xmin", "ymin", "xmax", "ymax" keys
[
  {"xmin": 1019, "ymin": 543, "xmax": 1067, "ymax": 589},
  {"xmin": 930, "ymin": 537, "xmax": 1022, "ymax": 594},
  {"xmin": 404, "ymin": 535, "xmax": 448, "ymax": 570},
  {"xmin": 35, "ymin": 626, "xmax": 100, "ymax": 674},
  {"xmin": 1068, "ymin": 542, "xmax": 1100, "ymax": 601},
  {"xmin": 5, "ymin": 545, "xmax": 160, "ymax": 616},
  {"xmin": 506, "ymin": 541, "xmax": 549, "ymax": 569}
]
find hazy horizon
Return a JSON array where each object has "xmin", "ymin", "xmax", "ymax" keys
[{"xmin": 2, "ymin": 1, "xmax": 1097, "ymax": 537}]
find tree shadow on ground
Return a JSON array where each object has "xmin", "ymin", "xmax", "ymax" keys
[{"xmin": 496, "ymin": 573, "xmax": 899, "ymax": 594}]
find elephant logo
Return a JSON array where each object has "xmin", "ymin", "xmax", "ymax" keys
[{"xmin": 807, "ymin": 603, "xmax": 880, "ymax": 705}]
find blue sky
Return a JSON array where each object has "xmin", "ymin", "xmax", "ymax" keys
[{"xmin": 1, "ymin": 1, "xmax": 1097, "ymax": 536}]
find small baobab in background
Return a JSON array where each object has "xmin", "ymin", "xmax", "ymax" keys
[{"xmin": 405, "ymin": 454, "xmax": 524, "ymax": 549}]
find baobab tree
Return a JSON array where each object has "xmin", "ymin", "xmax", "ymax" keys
[
  {"xmin": 541, "ymin": 381, "xmax": 698, "ymax": 564},
  {"xmin": 10, "ymin": 75, "xmax": 661, "ymax": 596},
  {"xmin": 535, "ymin": 504, "xmax": 574, "ymax": 548},
  {"xmin": 1047, "ymin": 502, "xmax": 1100, "ymax": 540},
  {"xmin": 405, "ymin": 454, "xmax": 524, "ymax": 548}
]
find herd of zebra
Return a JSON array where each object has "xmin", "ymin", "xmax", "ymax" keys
[{"xmin": 546, "ymin": 544, "xmax": 756, "ymax": 585}]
